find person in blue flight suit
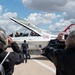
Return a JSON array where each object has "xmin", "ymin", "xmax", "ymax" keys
[{"xmin": 21, "ymin": 40, "xmax": 28, "ymax": 63}]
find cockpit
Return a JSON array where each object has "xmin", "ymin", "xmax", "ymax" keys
[{"xmin": 9, "ymin": 17, "xmax": 43, "ymax": 37}]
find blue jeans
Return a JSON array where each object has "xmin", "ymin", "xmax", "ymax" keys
[{"xmin": 23, "ymin": 50, "xmax": 27, "ymax": 63}]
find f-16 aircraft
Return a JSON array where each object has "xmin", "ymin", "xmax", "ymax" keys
[
  {"xmin": 10, "ymin": 17, "xmax": 57, "ymax": 52},
  {"xmin": 10, "ymin": 17, "xmax": 75, "ymax": 53}
]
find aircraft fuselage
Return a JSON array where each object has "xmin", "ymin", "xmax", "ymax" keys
[{"xmin": 13, "ymin": 36, "xmax": 50, "ymax": 50}]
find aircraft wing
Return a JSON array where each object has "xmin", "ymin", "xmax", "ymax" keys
[{"xmin": 10, "ymin": 17, "xmax": 42, "ymax": 36}]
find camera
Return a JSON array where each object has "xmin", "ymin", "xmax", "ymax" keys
[
  {"xmin": 48, "ymin": 39, "xmax": 65, "ymax": 49},
  {"xmin": 64, "ymin": 34, "xmax": 68, "ymax": 39}
]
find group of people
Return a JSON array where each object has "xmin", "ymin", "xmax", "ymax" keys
[
  {"xmin": 0, "ymin": 26, "xmax": 75, "ymax": 75},
  {"xmin": 15, "ymin": 32, "xmax": 29, "ymax": 37}
]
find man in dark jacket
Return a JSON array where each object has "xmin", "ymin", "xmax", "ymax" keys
[
  {"xmin": 0, "ymin": 27, "xmax": 24, "ymax": 75},
  {"xmin": 45, "ymin": 31, "xmax": 75, "ymax": 75}
]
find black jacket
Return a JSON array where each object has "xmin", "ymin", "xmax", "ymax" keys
[
  {"xmin": 45, "ymin": 39, "xmax": 75, "ymax": 75},
  {"xmin": 0, "ymin": 42, "xmax": 24, "ymax": 75}
]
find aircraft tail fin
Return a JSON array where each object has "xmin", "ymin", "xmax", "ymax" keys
[{"xmin": 63, "ymin": 24, "xmax": 75, "ymax": 34}]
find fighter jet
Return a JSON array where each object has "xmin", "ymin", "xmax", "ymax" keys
[{"xmin": 10, "ymin": 17, "xmax": 57, "ymax": 51}]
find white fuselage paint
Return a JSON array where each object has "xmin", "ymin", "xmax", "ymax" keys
[{"xmin": 13, "ymin": 35, "xmax": 56, "ymax": 50}]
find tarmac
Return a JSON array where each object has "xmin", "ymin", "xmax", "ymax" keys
[{"xmin": 7, "ymin": 48, "xmax": 56, "ymax": 75}]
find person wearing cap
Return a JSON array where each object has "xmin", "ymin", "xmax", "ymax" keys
[
  {"xmin": 45, "ymin": 30, "xmax": 75, "ymax": 75},
  {"xmin": 0, "ymin": 27, "xmax": 24, "ymax": 75}
]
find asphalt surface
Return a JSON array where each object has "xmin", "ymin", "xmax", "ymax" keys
[{"xmin": 7, "ymin": 48, "xmax": 56, "ymax": 75}]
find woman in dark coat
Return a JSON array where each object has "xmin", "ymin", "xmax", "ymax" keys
[{"xmin": 0, "ymin": 27, "xmax": 24, "ymax": 75}]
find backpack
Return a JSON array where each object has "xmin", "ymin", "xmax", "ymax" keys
[{"xmin": 0, "ymin": 52, "xmax": 10, "ymax": 75}]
